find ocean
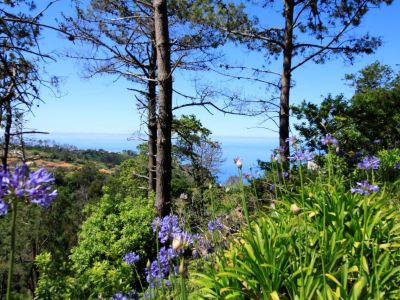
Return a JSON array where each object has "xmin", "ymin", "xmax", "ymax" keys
[{"xmin": 29, "ymin": 133, "xmax": 278, "ymax": 183}]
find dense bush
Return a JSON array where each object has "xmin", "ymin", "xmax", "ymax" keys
[{"xmin": 35, "ymin": 159, "xmax": 155, "ymax": 299}]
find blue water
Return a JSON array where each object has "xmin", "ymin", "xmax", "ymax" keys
[{"xmin": 29, "ymin": 133, "xmax": 278, "ymax": 183}]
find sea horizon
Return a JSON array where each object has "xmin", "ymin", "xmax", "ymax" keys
[{"xmin": 26, "ymin": 132, "xmax": 278, "ymax": 183}]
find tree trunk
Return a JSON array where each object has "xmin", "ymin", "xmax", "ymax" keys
[
  {"xmin": 153, "ymin": 0, "xmax": 173, "ymax": 216},
  {"xmin": 279, "ymin": 0, "xmax": 294, "ymax": 160},
  {"xmin": 148, "ymin": 39, "xmax": 157, "ymax": 194},
  {"xmin": 2, "ymin": 101, "xmax": 13, "ymax": 170}
]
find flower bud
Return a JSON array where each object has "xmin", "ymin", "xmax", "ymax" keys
[
  {"xmin": 172, "ymin": 236, "xmax": 183, "ymax": 251},
  {"xmin": 179, "ymin": 258, "xmax": 185, "ymax": 274},
  {"xmin": 233, "ymin": 157, "xmax": 242, "ymax": 169},
  {"xmin": 290, "ymin": 203, "xmax": 300, "ymax": 215}
]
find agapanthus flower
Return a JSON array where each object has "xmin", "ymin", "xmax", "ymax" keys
[
  {"xmin": 123, "ymin": 252, "xmax": 140, "ymax": 265},
  {"xmin": 0, "ymin": 164, "xmax": 57, "ymax": 214},
  {"xmin": 357, "ymin": 156, "xmax": 380, "ymax": 170},
  {"xmin": 321, "ymin": 134, "xmax": 338, "ymax": 146},
  {"xmin": 155, "ymin": 215, "xmax": 182, "ymax": 244},
  {"xmin": 207, "ymin": 218, "xmax": 223, "ymax": 232},
  {"xmin": 110, "ymin": 290, "xmax": 137, "ymax": 300},
  {"xmin": 351, "ymin": 181, "xmax": 379, "ymax": 195},
  {"xmin": 172, "ymin": 231, "xmax": 193, "ymax": 251},
  {"xmin": 289, "ymin": 150, "xmax": 314, "ymax": 162},
  {"xmin": 145, "ymin": 246, "xmax": 175, "ymax": 288}
]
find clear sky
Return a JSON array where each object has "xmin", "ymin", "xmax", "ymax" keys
[{"xmin": 26, "ymin": 1, "xmax": 400, "ymax": 139}]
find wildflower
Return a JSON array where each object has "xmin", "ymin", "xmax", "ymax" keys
[
  {"xmin": 233, "ymin": 157, "xmax": 242, "ymax": 168},
  {"xmin": 268, "ymin": 183, "xmax": 275, "ymax": 191},
  {"xmin": 351, "ymin": 181, "xmax": 379, "ymax": 195},
  {"xmin": 289, "ymin": 150, "xmax": 314, "ymax": 162},
  {"xmin": 357, "ymin": 156, "xmax": 380, "ymax": 170},
  {"xmin": 395, "ymin": 163, "xmax": 400, "ymax": 170},
  {"xmin": 208, "ymin": 218, "xmax": 223, "ymax": 232},
  {"xmin": 290, "ymin": 203, "xmax": 300, "ymax": 215},
  {"xmin": 123, "ymin": 252, "xmax": 140, "ymax": 265},
  {"xmin": 321, "ymin": 134, "xmax": 338, "ymax": 146},
  {"xmin": 179, "ymin": 193, "xmax": 188, "ymax": 200}
]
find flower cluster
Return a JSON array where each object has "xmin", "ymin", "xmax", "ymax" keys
[
  {"xmin": 289, "ymin": 150, "xmax": 314, "ymax": 162},
  {"xmin": 110, "ymin": 290, "xmax": 137, "ymax": 300},
  {"xmin": 207, "ymin": 218, "xmax": 223, "ymax": 232},
  {"xmin": 123, "ymin": 252, "xmax": 140, "ymax": 265},
  {"xmin": 152, "ymin": 214, "xmax": 182, "ymax": 244},
  {"xmin": 146, "ymin": 215, "xmax": 200, "ymax": 288},
  {"xmin": 321, "ymin": 134, "xmax": 338, "ymax": 146},
  {"xmin": 357, "ymin": 156, "xmax": 380, "ymax": 170},
  {"xmin": 0, "ymin": 164, "xmax": 57, "ymax": 216},
  {"xmin": 351, "ymin": 181, "xmax": 379, "ymax": 195}
]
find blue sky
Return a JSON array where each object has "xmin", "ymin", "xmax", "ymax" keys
[{"xmin": 26, "ymin": 1, "xmax": 400, "ymax": 138}]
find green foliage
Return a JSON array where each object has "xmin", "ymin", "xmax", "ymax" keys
[
  {"xmin": 36, "ymin": 158, "xmax": 155, "ymax": 299},
  {"xmin": 173, "ymin": 114, "xmax": 223, "ymax": 188},
  {"xmin": 192, "ymin": 159, "xmax": 400, "ymax": 299},
  {"xmin": 293, "ymin": 62, "xmax": 400, "ymax": 158}
]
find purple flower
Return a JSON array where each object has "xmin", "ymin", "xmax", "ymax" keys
[
  {"xmin": 0, "ymin": 200, "xmax": 8, "ymax": 216},
  {"xmin": 152, "ymin": 214, "xmax": 182, "ymax": 244},
  {"xmin": 208, "ymin": 218, "xmax": 223, "ymax": 231},
  {"xmin": 357, "ymin": 156, "xmax": 380, "ymax": 170},
  {"xmin": 289, "ymin": 150, "xmax": 314, "ymax": 162},
  {"xmin": 0, "ymin": 164, "xmax": 57, "ymax": 212},
  {"xmin": 110, "ymin": 290, "xmax": 136, "ymax": 300},
  {"xmin": 123, "ymin": 252, "xmax": 140, "ymax": 265},
  {"xmin": 172, "ymin": 231, "xmax": 193, "ymax": 251},
  {"xmin": 321, "ymin": 134, "xmax": 338, "ymax": 146},
  {"xmin": 268, "ymin": 184, "xmax": 275, "ymax": 191},
  {"xmin": 351, "ymin": 181, "xmax": 379, "ymax": 195},
  {"xmin": 145, "ymin": 246, "xmax": 175, "ymax": 288},
  {"xmin": 395, "ymin": 163, "xmax": 400, "ymax": 170}
]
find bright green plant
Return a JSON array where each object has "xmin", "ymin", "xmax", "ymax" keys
[{"xmin": 191, "ymin": 151, "xmax": 400, "ymax": 299}]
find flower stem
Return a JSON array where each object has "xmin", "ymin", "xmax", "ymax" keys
[
  {"xmin": 6, "ymin": 200, "xmax": 17, "ymax": 300},
  {"xmin": 238, "ymin": 168, "xmax": 251, "ymax": 231}
]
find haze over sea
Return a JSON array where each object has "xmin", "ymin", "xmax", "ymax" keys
[{"xmin": 32, "ymin": 133, "xmax": 278, "ymax": 183}]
